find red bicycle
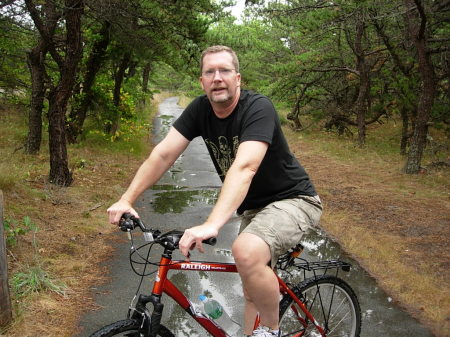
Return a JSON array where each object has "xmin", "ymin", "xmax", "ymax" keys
[{"xmin": 88, "ymin": 214, "xmax": 361, "ymax": 337}]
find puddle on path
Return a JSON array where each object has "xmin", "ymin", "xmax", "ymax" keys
[
  {"xmin": 150, "ymin": 186, "xmax": 219, "ymax": 213},
  {"xmin": 152, "ymin": 184, "xmax": 187, "ymax": 190}
]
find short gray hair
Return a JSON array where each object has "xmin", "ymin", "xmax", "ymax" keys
[{"xmin": 200, "ymin": 45, "xmax": 240, "ymax": 73}]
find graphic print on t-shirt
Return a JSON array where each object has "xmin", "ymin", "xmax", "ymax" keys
[{"xmin": 204, "ymin": 136, "xmax": 239, "ymax": 178}]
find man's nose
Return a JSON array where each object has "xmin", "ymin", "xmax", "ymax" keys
[{"xmin": 213, "ymin": 70, "xmax": 223, "ymax": 80}]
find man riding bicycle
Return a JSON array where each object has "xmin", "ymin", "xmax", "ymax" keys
[{"xmin": 107, "ymin": 45, "xmax": 322, "ymax": 337}]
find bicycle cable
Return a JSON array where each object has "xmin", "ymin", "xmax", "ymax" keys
[
  {"xmin": 126, "ymin": 230, "xmax": 155, "ymax": 312},
  {"xmin": 128, "ymin": 230, "xmax": 158, "ymax": 276}
]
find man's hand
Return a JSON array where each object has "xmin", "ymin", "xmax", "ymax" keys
[
  {"xmin": 107, "ymin": 199, "xmax": 139, "ymax": 225},
  {"xmin": 179, "ymin": 224, "xmax": 218, "ymax": 259}
]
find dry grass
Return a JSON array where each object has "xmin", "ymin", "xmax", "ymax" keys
[
  {"xmin": 323, "ymin": 212, "xmax": 449, "ymax": 329},
  {"xmin": 0, "ymin": 100, "xmax": 156, "ymax": 336},
  {"xmin": 284, "ymin": 126, "xmax": 450, "ymax": 337},
  {"xmin": 0, "ymin": 166, "xmax": 136, "ymax": 336}
]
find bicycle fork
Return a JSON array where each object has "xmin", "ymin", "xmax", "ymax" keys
[
  {"xmin": 137, "ymin": 253, "xmax": 230, "ymax": 337},
  {"xmin": 126, "ymin": 253, "xmax": 169, "ymax": 337},
  {"xmin": 127, "ymin": 293, "xmax": 163, "ymax": 337}
]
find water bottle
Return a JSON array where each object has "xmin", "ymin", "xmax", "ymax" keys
[{"xmin": 199, "ymin": 294, "xmax": 241, "ymax": 336}]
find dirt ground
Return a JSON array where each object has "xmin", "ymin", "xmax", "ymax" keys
[
  {"xmin": 1, "ymin": 120, "xmax": 449, "ymax": 336},
  {"xmin": 286, "ymin": 128, "xmax": 449, "ymax": 337}
]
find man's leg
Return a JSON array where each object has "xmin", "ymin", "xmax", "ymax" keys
[
  {"xmin": 232, "ymin": 232, "xmax": 279, "ymax": 335},
  {"xmin": 235, "ymin": 196, "xmax": 323, "ymax": 335},
  {"xmin": 242, "ymin": 287, "xmax": 258, "ymax": 334}
]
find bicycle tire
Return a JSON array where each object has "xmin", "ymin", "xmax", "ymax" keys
[
  {"xmin": 279, "ymin": 275, "xmax": 361, "ymax": 337},
  {"xmin": 88, "ymin": 319, "xmax": 175, "ymax": 337}
]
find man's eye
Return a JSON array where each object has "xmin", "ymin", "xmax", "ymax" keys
[{"xmin": 202, "ymin": 68, "xmax": 235, "ymax": 78}]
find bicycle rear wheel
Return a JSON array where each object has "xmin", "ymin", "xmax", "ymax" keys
[
  {"xmin": 88, "ymin": 319, "xmax": 175, "ymax": 337},
  {"xmin": 279, "ymin": 275, "xmax": 361, "ymax": 337}
]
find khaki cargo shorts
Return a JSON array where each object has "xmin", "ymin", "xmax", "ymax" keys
[{"xmin": 239, "ymin": 195, "xmax": 323, "ymax": 267}]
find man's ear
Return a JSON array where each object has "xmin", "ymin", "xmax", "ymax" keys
[{"xmin": 199, "ymin": 76, "xmax": 205, "ymax": 91}]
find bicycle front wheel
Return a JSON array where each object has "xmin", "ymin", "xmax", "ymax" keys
[
  {"xmin": 279, "ymin": 275, "xmax": 361, "ymax": 337},
  {"xmin": 88, "ymin": 319, "xmax": 175, "ymax": 337}
]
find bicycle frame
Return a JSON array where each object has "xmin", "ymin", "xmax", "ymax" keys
[{"xmin": 138, "ymin": 254, "xmax": 327, "ymax": 337}]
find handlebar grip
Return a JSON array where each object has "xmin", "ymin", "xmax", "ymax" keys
[
  {"xmin": 203, "ymin": 237, "xmax": 217, "ymax": 246},
  {"xmin": 119, "ymin": 213, "xmax": 140, "ymax": 232}
]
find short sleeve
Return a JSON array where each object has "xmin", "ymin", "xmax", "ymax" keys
[
  {"xmin": 172, "ymin": 96, "xmax": 203, "ymax": 141},
  {"xmin": 239, "ymin": 96, "xmax": 277, "ymax": 145}
]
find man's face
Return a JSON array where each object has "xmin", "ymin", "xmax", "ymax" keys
[{"xmin": 200, "ymin": 51, "xmax": 241, "ymax": 105}]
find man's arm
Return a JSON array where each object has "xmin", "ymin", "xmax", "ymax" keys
[
  {"xmin": 179, "ymin": 140, "xmax": 269, "ymax": 257},
  {"xmin": 107, "ymin": 127, "xmax": 190, "ymax": 224}
]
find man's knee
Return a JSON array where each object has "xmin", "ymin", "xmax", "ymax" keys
[
  {"xmin": 231, "ymin": 236, "xmax": 251, "ymax": 268},
  {"xmin": 232, "ymin": 233, "xmax": 271, "ymax": 271}
]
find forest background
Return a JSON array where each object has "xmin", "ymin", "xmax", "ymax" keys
[{"xmin": 0, "ymin": 0, "xmax": 448, "ymax": 336}]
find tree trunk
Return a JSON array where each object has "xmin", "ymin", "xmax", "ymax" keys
[
  {"xmin": 400, "ymin": 106, "xmax": 409, "ymax": 155},
  {"xmin": 25, "ymin": 39, "xmax": 46, "ymax": 154},
  {"xmin": 24, "ymin": 2, "xmax": 59, "ymax": 154},
  {"xmin": 142, "ymin": 62, "xmax": 151, "ymax": 94},
  {"xmin": 113, "ymin": 52, "xmax": 131, "ymax": 107},
  {"xmin": 0, "ymin": 191, "xmax": 13, "ymax": 327},
  {"xmin": 354, "ymin": 18, "xmax": 369, "ymax": 147},
  {"xmin": 24, "ymin": 0, "xmax": 83, "ymax": 185},
  {"xmin": 47, "ymin": 0, "xmax": 84, "ymax": 186},
  {"xmin": 47, "ymin": 89, "xmax": 73, "ymax": 186},
  {"xmin": 66, "ymin": 21, "xmax": 111, "ymax": 144},
  {"xmin": 287, "ymin": 94, "xmax": 303, "ymax": 130},
  {"xmin": 403, "ymin": 0, "xmax": 437, "ymax": 174},
  {"xmin": 105, "ymin": 52, "xmax": 131, "ymax": 135}
]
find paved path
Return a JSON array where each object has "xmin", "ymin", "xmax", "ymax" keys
[{"xmin": 77, "ymin": 97, "xmax": 435, "ymax": 337}]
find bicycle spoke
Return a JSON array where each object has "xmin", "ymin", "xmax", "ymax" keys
[
  {"xmin": 327, "ymin": 312, "xmax": 352, "ymax": 336},
  {"xmin": 325, "ymin": 293, "xmax": 346, "ymax": 323},
  {"xmin": 279, "ymin": 276, "xmax": 361, "ymax": 337}
]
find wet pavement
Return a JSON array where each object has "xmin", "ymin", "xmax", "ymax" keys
[{"xmin": 77, "ymin": 97, "xmax": 435, "ymax": 337}]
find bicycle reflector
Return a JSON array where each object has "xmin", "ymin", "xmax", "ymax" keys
[
  {"xmin": 291, "ymin": 244, "xmax": 304, "ymax": 258},
  {"xmin": 143, "ymin": 232, "xmax": 154, "ymax": 242}
]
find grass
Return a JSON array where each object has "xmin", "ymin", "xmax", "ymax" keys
[
  {"xmin": 11, "ymin": 265, "xmax": 67, "ymax": 298},
  {"xmin": 282, "ymin": 113, "xmax": 449, "ymax": 336},
  {"xmin": 0, "ymin": 98, "xmax": 157, "ymax": 336},
  {"xmin": 0, "ymin": 162, "xmax": 20, "ymax": 191},
  {"xmin": 177, "ymin": 94, "xmax": 193, "ymax": 108},
  {"xmin": 322, "ymin": 210, "xmax": 449, "ymax": 329},
  {"xmin": 6, "ymin": 215, "xmax": 67, "ymax": 298},
  {"xmin": 286, "ymin": 114, "xmax": 449, "ymax": 197}
]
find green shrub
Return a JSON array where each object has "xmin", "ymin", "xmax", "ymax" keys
[
  {"xmin": 3, "ymin": 216, "xmax": 37, "ymax": 247},
  {"xmin": 11, "ymin": 265, "xmax": 67, "ymax": 297}
]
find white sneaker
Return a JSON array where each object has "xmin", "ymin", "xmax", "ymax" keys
[{"xmin": 251, "ymin": 325, "xmax": 281, "ymax": 337}]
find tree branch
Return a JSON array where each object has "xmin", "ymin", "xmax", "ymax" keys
[
  {"xmin": 413, "ymin": 0, "xmax": 427, "ymax": 39},
  {"xmin": 23, "ymin": 0, "xmax": 64, "ymax": 67},
  {"xmin": 311, "ymin": 66, "xmax": 360, "ymax": 76}
]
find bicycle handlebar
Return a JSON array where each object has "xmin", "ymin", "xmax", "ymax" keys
[
  {"xmin": 119, "ymin": 213, "xmax": 150, "ymax": 232},
  {"xmin": 119, "ymin": 213, "xmax": 217, "ymax": 249}
]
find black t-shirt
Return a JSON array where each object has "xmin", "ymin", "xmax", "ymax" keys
[{"xmin": 173, "ymin": 89, "xmax": 317, "ymax": 214}]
